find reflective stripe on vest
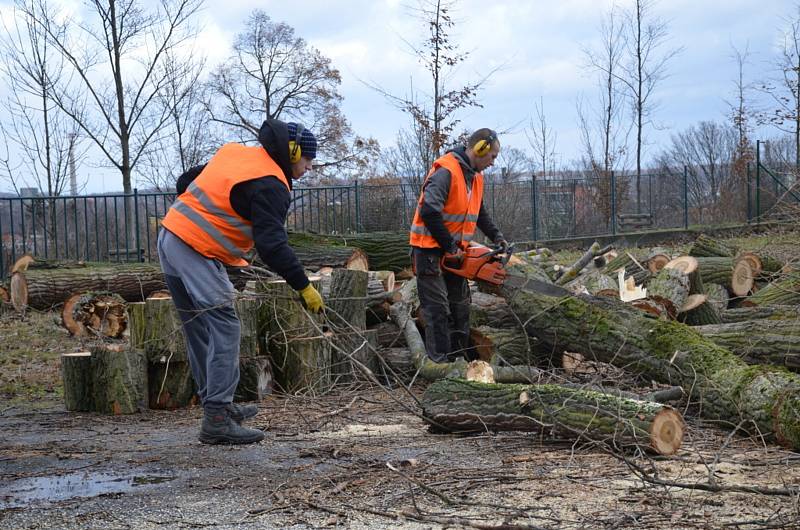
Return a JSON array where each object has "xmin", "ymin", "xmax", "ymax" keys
[
  {"xmin": 408, "ymin": 152, "xmax": 484, "ymax": 249},
  {"xmin": 161, "ymin": 143, "xmax": 289, "ymax": 266}
]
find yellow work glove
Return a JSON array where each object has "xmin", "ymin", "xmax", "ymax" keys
[{"xmin": 299, "ymin": 284, "xmax": 324, "ymax": 313}]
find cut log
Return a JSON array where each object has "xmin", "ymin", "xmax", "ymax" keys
[
  {"xmin": 566, "ymin": 270, "xmax": 618, "ymax": 296},
  {"xmin": 367, "ymin": 270, "xmax": 396, "ymax": 292},
  {"xmin": 704, "ymin": 283, "xmax": 730, "ymax": 313},
  {"xmin": 555, "ymin": 242, "xmax": 601, "ymax": 285},
  {"xmin": 10, "ymin": 272, "xmax": 27, "ymax": 313},
  {"xmin": 330, "ymin": 329, "xmax": 379, "ymax": 382},
  {"xmin": 61, "ymin": 292, "xmax": 127, "ymax": 338},
  {"xmin": 91, "ymin": 344, "xmax": 147, "ymax": 415},
  {"xmin": 601, "ymin": 251, "xmax": 650, "ymax": 285},
  {"xmin": 470, "ymin": 325, "xmax": 536, "ymax": 366},
  {"xmin": 646, "ymin": 248, "xmax": 671, "ymax": 273},
  {"xmin": 422, "ymin": 379, "xmax": 684, "ymax": 455},
  {"xmin": 742, "ymin": 272, "xmax": 800, "ymax": 307},
  {"xmin": 372, "ymin": 320, "xmax": 407, "ymax": 348},
  {"xmin": 470, "ymin": 291, "xmax": 518, "ymax": 329},
  {"xmin": 695, "ymin": 257, "xmax": 754, "ymax": 297},
  {"xmin": 721, "ymin": 305, "xmax": 800, "ymax": 323},
  {"xmin": 128, "ymin": 297, "xmax": 187, "ymax": 363},
  {"xmin": 689, "ymin": 234, "xmax": 736, "ymax": 257},
  {"xmin": 287, "ymin": 245, "xmax": 369, "ymax": 272},
  {"xmin": 736, "ymin": 252, "xmax": 763, "ymax": 277},
  {"xmin": 694, "ymin": 320, "xmax": 800, "ymax": 371},
  {"xmin": 14, "ymin": 262, "xmax": 166, "ymax": 310},
  {"xmin": 646, "ymin": 268, "xmax": 690, "ymax": 317},
  {"xmin": 486, "ymin": 261, "xmax": 800, "ymax": 450},
  {"xmin": 235, "ymin": 357, "xmax": 273, "ymax": 402},
  {"xmin": 61, "ymin": 352, "xmax": 94, "ymax": 412},
  {"xmin": 378, "ymin": 347, "xmax": 415, "ymax": 381},
  {"xmin": 677, "ymin": 295, "xmax": 721, "ymax": 326},
  {"xmin": 235, "ymin": 295, "xmax": 266, "ymax": 358},
  {"xmin": 270, "ymin": 336, "xmax": 332, "ymax": 394},
  {"xmin": 665, "ymin": 256, "xmax": 703, "ymax": 294},
  {"xmin": 256, "ymin": 278, "xmax": 323, "ymax": 338},
  {"xmin": 287, "ymin": 231, "xmax": 410, "ymax": 272},
  {"xmin": 328, "ymin": 269, "xmax": 369, "ymax": 331},
  {"xmin": 148, "ymin": 360, "xmax": 196, "ymax": 410}
]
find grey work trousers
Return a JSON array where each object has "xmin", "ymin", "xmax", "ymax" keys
[
  {"xmin": 413, "ymin": 247, "xmax": 473, "ymax": 363},
  {"xmin": 157, "ymin": 229, "xmax": 240, "ymax": 407}
]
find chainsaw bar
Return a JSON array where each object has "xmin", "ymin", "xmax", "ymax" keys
[{"xmin": 502, "ymin": 274, "xmax": 570, "ymax": 297}]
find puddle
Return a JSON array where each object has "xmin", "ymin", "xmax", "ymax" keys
[{"xmin": 0, "ymin": 471, "xmax": 174, "ymax": 509}]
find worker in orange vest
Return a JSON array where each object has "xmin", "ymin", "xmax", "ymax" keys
[
  {"xmin": 158, "ymin": 119, "xmax": 323, "ymax": 445},
  {"xmin": 409, "ymin": 128, "xmax": 508, "ymax": 363}
]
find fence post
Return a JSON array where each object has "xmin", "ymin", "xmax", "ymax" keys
[
  {"xmin": 531, "ymin": 176, "xmax": 538, "ymax": 241},
  {"xmin": 683, "ymin": 166, "xmax": 689, "ymax": 229},
  {"xmin": 133, "ymin": 188, "xmax": 141, "ymax": 261},
  {"xmin": 0, "ymin": 199, "xmax": 4, "ymax": 279},
  {"xmin": 756, "ymin": 140, "xmax": 761, "ymax": 224},
  {"xmin": 353, "ymin": 181, "xmax": 361, "ymax": 232},
  {"xmin": 746, "ymin": 162, "xmax": 752, "ymax": 223},
  {"xmin": 610, "ymin": 171, "xmax": 617, "ymax": 235}
]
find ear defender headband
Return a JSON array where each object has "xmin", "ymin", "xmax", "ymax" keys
[
  {"xmin": 289, "ymin": 123, "xmax": 306, "ymax": 163},
  {"xmin": 473, "ymin": 131, "xmax": 498, "ymax": 157}
]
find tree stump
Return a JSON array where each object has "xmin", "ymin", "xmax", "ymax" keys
[
  {"xmin": 270, "ymin": 336, "xmax": 332, "ymax": 394},
  {"xmin": 235, "ymin": 357, "xmax": 274, "ymax": 402},
  {"xmin": 128, "ymin": 297, "xmax": 187, "ymax": 363},
  {"xmin": 330, "ymin": 329, "xmax": 379, "ymax": 382},
  {"xmin": 61, "ymin": 292, "xmax": 127, "ymax": 338},
  {"xmin": 148, "ymin": 360, "xmax": 196, "ymax": 410},
  {"xmin": 61, "ymin": 352, "xmax": 94, "ymax": 412},
  {"xmin": 91, "ymin": 344, "xmax": 147, "ymax": 415},
  {"xmin": 328, "ymin": 269, "xmax": 369, "ymax": 331}
]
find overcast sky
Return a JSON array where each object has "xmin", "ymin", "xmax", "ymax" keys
[{"xmin": 0, "ymin": 0, "xmax": 796, "ymax": 192}]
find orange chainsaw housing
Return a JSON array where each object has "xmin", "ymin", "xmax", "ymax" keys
[{"xmin": 440, "ymin": 244, "xmax": 508, "ymax": 285}]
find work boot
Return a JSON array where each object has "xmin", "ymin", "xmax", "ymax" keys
[
  {"xmin": 198, "ymin": 406, "xmax": 265, "ymax": 445},
  {"xmin": 228, "ymin": 402, "xmax": 258, "ymax": 423}
]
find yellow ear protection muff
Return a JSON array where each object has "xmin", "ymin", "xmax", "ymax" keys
[
  {"xmin": 289, "ymin": 123, "xmax": 306, "ymax": 164},
  {"xmin": 473, "ymin": 131, "xmax": 497, "ymax": 157}
]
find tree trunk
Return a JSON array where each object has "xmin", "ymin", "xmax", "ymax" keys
[
  {"xmin": 287, "ymin": 245, "xmax": 369, "ymax": 272},
  {"xmin": 688, "ymin": 234, "xmax": 736, "ymax": 257},
  {"xmin": 61, "ymin": 292, "xmax": 127, "ymax": 338},
  {"xmin": 328, "ymin": 269, "xmax": 369, "ymax": 331},
  {"xmin": 470, "ymin": 325, "xmax": 537, "ymax": 366},
  {"xmin": 128, "ymin": 297, "xmax": 187, "ymax": 363},
  {"xmin": 646, "ymin": 267, "xmax": 690, "ymax": 317},
  {"xmin": 61, "ymin": 352, "xmax": 94, "ymax": 412},
  {"xmin": 602, "ymin": 251, "xmax": 650, "ymax": 285},
  {"xmin": 470, "ymin": 291, "xmax": 518, "ymax": 328},
  {"xmin": 695, "ymin": 257, "xmax": 754, "ymax": 297},
  {"xmin": 742, "ymin": 272, "xmax": 800, "ymax": 307},
  {"xmin": 721, "ymin": 305, "xmax": 800, "ymax": 323},
  {"xmin": 488, "ymin": 262, "xmax": 800, "ymax": 449},
  {"xmin": 15, "ymin": 263, "xmax": 166, "ymax": 310},
  {"xmin": 91, "ymin": 344, "xmax": 147, "ymax": 415},
  {"xmin": 288, "ymin": 231, "xmax": 410, "ymax": 272},
  {"xmin": 694, "ymin": 320, "xmax": 800, "ymax": 371},
  {"xmin": 677, "ymin": 295, "xmax": 721, "ymax": 326},
  {"xmin": 422, "ymin": 379, "xmax": 684, "ymax": 455},
  {"xmin": 704, "ymin": 283, "xmax": 730, "ymax": 313},
  {"xmin": 148, "ymin": 360, "xmax": 196, "ymax": 410}
]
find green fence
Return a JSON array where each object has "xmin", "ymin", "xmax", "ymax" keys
[{"xmin": 1, "ymin": 163, "xmax": 795, "ymax": 279}]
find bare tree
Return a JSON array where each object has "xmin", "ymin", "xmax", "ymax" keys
[
  {"xmin": 526, "ymin": 97, "xmax": 558, "ymax": 178},
  {"xmin": 618, "ymin": 0, "xmax": 682, "ymax": 211},
  {"xmin": 725, "ymin": 43, "xmax": 755, "ymax": 212},
  {"xmin": 31, "ymin": 0, "xmax": 204, "ymax": 195},
  {"xmin": 0, "ymin": 0, "xmax": 84, "ymax": 196},
  {"xmin": 759, "ymin": 4, "xmax": 800, "ymax": 167}
]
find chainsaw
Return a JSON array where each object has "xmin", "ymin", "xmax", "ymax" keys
[{"xmin": 440, "ymin": 242, "xmax": 569, "ymax": 296}]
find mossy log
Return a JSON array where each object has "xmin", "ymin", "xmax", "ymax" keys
[
  {"xmin": 14, "ymin": 262, "xmax": 166, "ymax": 310},
  {"xmin": 721, "ymin": 305, "xmax": 800, "ymax": 323},
  {"xmin": 148, "ymin": 360, "xmax": 196, "ymax": 410},
  {"xmin": 555, "ymin": 242, "xmax": 601, "ymax": 285},
  {"xmin": 688, "ymin": 234, "xmax": 736, "ymax": 257},
  {"xmin": 704, "ymin": 283, "xmax": 730, "ymax": 313},
  {"xmin": 694, "ymin": 320, "xmax": 800, "ymax": 370},
  {"xmin": 695, "ymin": 257, "xmax": 754, "ymax": 297},
  {"xmin": 646, "ymin": 268, "xmax": 690, "ymax": 317},
  {"xmin": 328, "ymin": 269, "xmax": 369, "ymax": 331},
  {"xmin": 565, "ymin": 270, "xmax": 618, "ymax": 296},
  {"xmin": 288, "ymin": 231, "xmax": 410, "ymax": 272},
  {"xmin": 91, "ymin": 344, "xmax": 147, "ymax": 415},
  {"xmin": 742, "ymin": 272, "xmax": 800, "ymax": 307},
  {"xmin": 61, "ymin": 292, "xmax": 127, "ymax": 338},
  {"xmin": 422, "ymin": 379, "xmax": 684, "ymax": 455},
  {"xmin": 470, "ymin": 291, "xmax": 518, "ymax": 328},
  {"xmin": 470, "ymin": 325, "xmax": 537, "ymax": 366},
  {"xmin": 235, "ymin": 357, "xmax": 273, "ymax": 402},
  {"xmin": 488, "ymin": 261, "xmax": 800, "ymax": 449},
  {"xmin": 61, "ymin": 352, "xmax": 94, "ymax": 412},
  {"xmin": 601, "ymin": 252, "xmax": 650, "ymax": 285}
]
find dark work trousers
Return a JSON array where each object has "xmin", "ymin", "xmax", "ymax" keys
[
  {"xmin": 413, "ymin": 247, "xmax": 473, "ymax": 363},
  {"xmin": 157, "ymin": 229, "xmax": 240, "ymax": 408}
]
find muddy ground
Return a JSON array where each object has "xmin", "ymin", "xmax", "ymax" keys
[{"xmin": 2, "ymin": 229, "xmax": 800, "ymax": 529}]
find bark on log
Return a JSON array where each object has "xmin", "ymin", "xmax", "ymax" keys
[
  {"xmin": 271, "ymin": 336, "xmax": 332, "ymax": 394},
  {"xmin": 61, "ymin": 292, "xmax": 127, "ymax": 338},
  {"xmin": 566, "ymin": 270, "xmax": 618, "ymax": 296},
  {"xmin": 721, "ymin": 305, "xmax": 800, "ymax": 323},
  {"xmin": 15, "ymin": 263, "xmax": 166, "ymax": 310},
  {"xmin": 379, "ymin": 347, "xmax": 415, "ymax": 381},
  {"xmin": 665, "ymin": 256, "xmax": 703, "ymax": 294},
  {"xmin": 470, "ymin": 291, "xmax": 518, "ymax": 329},
  {"xmin": 470, "ymin": 325, "xmax": 537, "ymax": 366},
  {"xmin": 257, "ymin": 278, "xmax": 323, "ymax": 338},
  {"xmin": 128, "ymin": 297, "xmax": 187, "ymax": 363},
  {"xmin": 742, "ymin": 272, "xmax": 800, "ymax": 307},
  {"xmin": 704, "ymin": 283, "xmax": 730, "ymax": 313},
  {"xmin": 602, "ymin": 252, "xmax": 650, "ymax": 285},
  {"xmin": 367, "ymin": 271, "xmax": 396, "ymax": 292},
  {"xmin": 487, "ymin": 262, "xmax": 800, "ymax": 449},
  {"xmin": 330, "ymin": 329, "xmax": 379, "ymax": 382},
  {"xmin": 286, "ymin": 245, "xmax": 369, "ymax": 272},
  {"xmin": 646, "ymin": 268, "xmax": 690, "ymax": 317},
  {"xmin": 328, "ymin": 269, "xmax": 369, "ymax": 331},
  {"xmin": 235, "ymin": 356, "xmax": 273, "ymax": 402},
  {"xmin": 235, "ymin": 295, "xmax": 266, "ymax": 358},
  {"xmin": 422, "ymin": 379, "xmax": 684, "ymax": 455},
  {"xmin": 61, "ymin": 352, "xmax": 94, "ymax": 412},
  {"xmin": 695, "ymin": 257, "xmax": 754, "ymax": 297},
  {"xmin": 695, "ymin": 320, "xmax": 800, "ymax": 370},
  {"xmin": 288, "ymin": 231, "xmax": 410, "ymax": 272},
  {"xmin": 677, "ymin": 295, "xmax": 722, "ymax": 326},
  {"xmin": 91, "ymin": 344, "xmax": 147, "ymax": 414},
  {"xmin": 148, "ymin": 360, "xmax": 196, "ymax": 410},
  {"xmin": 555, "ymin": 242, "xmax": 601, "ymax": 285},
  {"xmin": 10, "ymin": 272, "xmax": 27, "ymax": 313},
  {"xmin": 689, "ymin": 234, "xmax": 736, "ymax": 257}
]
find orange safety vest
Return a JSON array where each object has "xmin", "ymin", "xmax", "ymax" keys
[
  {"xmin": 409, "ymin": 152, "xmax": 484, "ymax": 249},
  {"xmin": 161, "ymin": 143, "xmax": 290, "ymax": 266}
]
